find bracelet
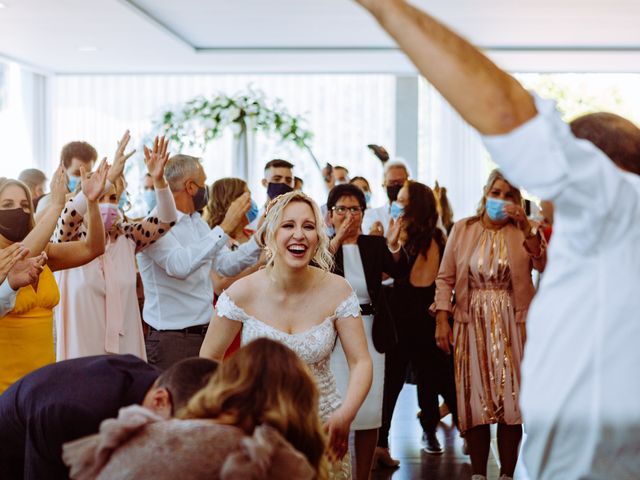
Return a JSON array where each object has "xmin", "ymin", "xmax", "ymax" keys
[{"xmin": 388, "ymin": 243, "xmax": 402, "ymax": 254}]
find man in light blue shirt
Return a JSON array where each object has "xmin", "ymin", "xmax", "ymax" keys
[
  {"xmin": 137, "ymin": 154, "xmax": 261, "ymax": 370},
  {"xmin": 357, "ymin": 1, "xmax": 640, "ymax": 479}
]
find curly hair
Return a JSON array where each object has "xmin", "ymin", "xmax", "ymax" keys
[
  {"xmin": 256, "ymin": 190, "xmax": 333, "ymax": 272},
  {"xmin": 402, "ymin": 180, "xmax": 443, "ymax": 257},
  {"xmin": 60, "ymin": 141, "xmax": 98, "ymax": 168},
  {"xmin": 180, "ymin": 338, "xmax": 327, "ymax": 479},
  {"xmin": 203, "ymin": 177, "xmax": 247, "ymax": 229}
]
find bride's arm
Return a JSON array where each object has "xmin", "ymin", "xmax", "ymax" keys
[
  {"xmin": 327, "ymin": 313, "xmax": 372, "ymax": 459},
  {"xmin": 200, "ymin": 314, "xmax": 241, "ymax": 360}
]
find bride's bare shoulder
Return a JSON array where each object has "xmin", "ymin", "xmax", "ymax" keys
[
  {"xmin": 311, "ymin": 267, "xmax": 353, "ymax": 297},
  {"xmin": 224, "ymin": 269, "xmax": 268, "ymax": 304}
]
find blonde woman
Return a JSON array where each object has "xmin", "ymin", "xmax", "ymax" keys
[
  {"xmin": 63, "ymin": 338, "xmax": 325, "ymax": 480},
  {"xmin": 201, "ymin": 191, "xmax": 372, "ymax": 479},
  {"xmin": 434, "ymin": 170, "xmax": 546, "ymax": 479}
]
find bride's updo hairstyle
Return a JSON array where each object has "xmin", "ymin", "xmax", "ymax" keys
[{"xmin": 257, "ymin": 190, "xmax": 333, "ymax": 272}]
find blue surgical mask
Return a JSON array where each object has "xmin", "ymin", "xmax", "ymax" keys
[
  {"xmin": 67, "ymin": 175, "xmax": 81, "ymax": 192},
  {"xmin": 143, "ymin": 189, "xmax": 157, "ymax": 212},
  {"xmin": 390, "ymin": 201, "xmax": 404, "ymax": 220},
  {"xmin": 486, "ymin": 197, "xmax": 509, "ymax": 221},
  {"xmin": 364, "ymin": 191, "xmax": 372, "ymax": 206},
  {"xmin": 118, "ymin": 191, "xmax": 128, "ymax": 211},
  {"xmin": 246, "ymin": 199, "xmax": 259, "ymax": 224}
]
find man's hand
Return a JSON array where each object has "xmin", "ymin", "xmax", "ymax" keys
[
  {"xmin": 108, "ymin": 130, "xmax": 136, "ymax": 184},
  {"xmin": 81, "ymin": 158, "xmax": 109, "ymax": 203},
  {"xmin": 0, "ymin": 243, "xmax": 28, "ymax": 285},
  {"xmin": 143, "ymin": 136, "xmax": 170, "ymax": 189},
  {"xmin": 8, "ymin": 252, "xmax": 47, "ymax": 290},
  {"xmin": 50, "ymin": 164, "xmax": 68, "ymax": 207},
  {"xmin": 219, "ymin": 192, "xmax": 251, "ymax": 235}
]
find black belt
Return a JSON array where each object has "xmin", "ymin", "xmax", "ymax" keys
[
  {"xmin": 360, "ymin": 304, "xmax": 375, "ymax": 316},
  {"xmin": 148, "ymin": 324, "xmax": 208, "ymax": 335}
]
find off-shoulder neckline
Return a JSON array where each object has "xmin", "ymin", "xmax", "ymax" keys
[{"xmin": 218, "ymin": 291, "xmax": 358, "ymax": 337}]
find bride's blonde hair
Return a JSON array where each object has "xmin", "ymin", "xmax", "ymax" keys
[{"xmin": 256, "ymin": 190, "xmax": 333, "ymax": 272}]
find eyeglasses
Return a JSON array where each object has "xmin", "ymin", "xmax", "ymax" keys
[{"xmin": 332, "ymin": 206, "xmax": 363, "ymax": 215}]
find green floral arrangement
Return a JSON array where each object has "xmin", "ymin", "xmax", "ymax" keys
[{"xmin": 154, "ymin": 88, "xmax": 314, "ymax": 153}]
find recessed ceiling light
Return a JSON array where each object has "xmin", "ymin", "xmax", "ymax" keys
[
  {"xmin": 0, "ymin": 3, "xmax": 7, "ymax": 8},
  {"xmin": 78, "ymin": 46, "xmax": 99, "ymax": 52}
]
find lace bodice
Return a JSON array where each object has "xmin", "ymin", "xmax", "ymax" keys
[{"xmin": 216, "ymin": 291, "xmax": 360, "ymax": 421}]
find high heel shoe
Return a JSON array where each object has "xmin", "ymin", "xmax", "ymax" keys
[{"xmin": 373, "ymin": 447, "xmax": 400, "ymax": 468}]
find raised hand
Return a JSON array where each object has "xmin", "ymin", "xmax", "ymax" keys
[
  {"xmin": 50, "ymin": 164, "xmax": 68, "ymax": 207},
  {"xmin": 503, "ymin": 203, "xmax": 530, "ymax": 232},
  {"xmin": 143, "ymin": 136, "xmax": 170, "ymax": 183},
  {"xmin": 368, "ymin": 220, "xmax": 384, "ymax": 237},
  {"xmin": 0, "ymin": 243, "xmax": 28, "ymax": 285},
  {"xmin": 324, "ymin": 409, "xmax": 351, "ymax": 462},
  {"xmin": 386, "ymin": 216, "xmax": 403, "ymax": 250},
  {"xmin": 108, "ymin": 130, "xmax": 136, "ymax": 184},
  {"xmin": 8, "ymin": 251, "xmax": 47, "ymax": 290},
  {"xmin": 220, "ymin": 192, "xmax": 251, "ymax": 235},
  {"xmin": 81, "ymin": 158, "xmax": 109, "ymax": 203}
]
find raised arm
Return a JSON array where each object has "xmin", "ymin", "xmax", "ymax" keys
[
  {"xmin": 355, "ymin": 0, "xmax": 536, "ymax": 134},
  {"xmin": 46, "ymin": 164, "xmax": 107, "ymax": 271}
]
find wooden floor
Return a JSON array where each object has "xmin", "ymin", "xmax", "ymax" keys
[{"xmin": 369, "ymin": 385, "xmax": 529, "ymax": 480}]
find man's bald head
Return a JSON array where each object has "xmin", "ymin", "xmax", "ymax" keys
[{"xmin": 570, "ymin": 112, "xmax": 640, "ymax": 176}]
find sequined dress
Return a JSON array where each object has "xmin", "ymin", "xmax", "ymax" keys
[
  {"xmin": 216, "ymin": 290, "xmax": 361, "ymax": 480},
  {"xmin": 454, "ymin": 227, "xmax": 525, "ymax": 433}
]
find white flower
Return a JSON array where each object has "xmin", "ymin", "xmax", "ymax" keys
[
  {"xmin": 227, "ymin": 106, "xmax": 242, "ymax": 122},
  {"xmin": 229, "ymin": 121, "xmax": 244, "ymax": 135}
]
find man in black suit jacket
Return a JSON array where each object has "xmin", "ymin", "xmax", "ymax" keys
[{"xmin": 0, "ymin": 354, "xmax": 217, "ymax": 480}]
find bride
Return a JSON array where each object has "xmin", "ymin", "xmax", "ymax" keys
[{"xmin": 201, "ymin": 190, "xmax": 372, "ymax": 478}]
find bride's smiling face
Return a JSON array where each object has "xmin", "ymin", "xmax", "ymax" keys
[{"xmin": 275, "ymin": 201, "xmax": 319, "ymax": 268}]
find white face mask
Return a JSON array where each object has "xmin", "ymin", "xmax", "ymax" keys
[{"xmin": 99, "ymin": 203, "xmax": 119, "ymax": 231}]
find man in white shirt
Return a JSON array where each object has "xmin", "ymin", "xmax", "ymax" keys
[
  {"xmin": 356, "ymin": 1, "xmax": 640, "ymax": 478},
  {"xmin": 247, "ymin": 159, "xmax": 295, "ymax": 231},
  {"xmin": 362, "ymin": 159, "xmax": 409, "ymax": 236},
  {"xmin": 137, "ymin": 154, "xmax": 261, "ymax": 370}
]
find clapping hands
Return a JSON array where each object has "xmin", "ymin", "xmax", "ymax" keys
[
  {"xmin": 108, "ymin": 130, "xmax": 136, "ymax": 184},
  {"xmin": 143, "ymin": 136, "xmax": 170, "ymax": 187},
  {"xmin": 81, "ymin": 158, "xmax": 109, "ymax": 203},
  {"xmin": 50, "ymin": 164, "xmax": 69, "ymax": 207},
  {"xmin": 8, "ymin": 251, "xmax": 47, "ymax": 290}
]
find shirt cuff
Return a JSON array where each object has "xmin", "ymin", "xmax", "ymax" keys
[
  {"xmin": 0, "ymin": 279, "xmax": 18, "ymax": 315},
  {"xmin": 154, "ymin": 187, "xmax": 177, "ymax": 224}
]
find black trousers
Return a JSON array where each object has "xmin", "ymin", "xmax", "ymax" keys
[
  {"xmin": 145, "ymin": 329, "xmax": 207, "ymax": 371},
  {"xmin": 377, "ymin": 283, "xmax": 458, "ymax": 448}
]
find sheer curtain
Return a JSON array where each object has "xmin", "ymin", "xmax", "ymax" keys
[
  {"xmin": 0, "ymin": 61, "xmax": 50, "ymax": 179},
  {"xmin": 51, "ymin": 74, "xmax": 395, "ymax": 208},
  {"xmin": 418, "ymin": 80, "xmax": 490, "ymax": 220}
]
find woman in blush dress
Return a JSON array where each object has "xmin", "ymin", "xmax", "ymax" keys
[
  {"xmin": 200, "ymin": 191, "xmax": 373, "ymax": 480},
  {"xmin": 434, "ymin": 170, "xmax": 546, "ymax": 480},
  {"xmin": 63, "ymin": 338, "xmax": 326, "ymax": 480}
]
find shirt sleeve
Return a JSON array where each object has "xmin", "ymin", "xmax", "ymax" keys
[
  {"xmin": 213, "ymin": 236, "xmax": 261, "ymax": 277},
  {"xmin": 0, "ymin": 280, "xmax": 17, "ymax": 317},
  {"xmin": 482, "ymin": 94, "xmax": 640, "ymax": 253},
  {"xmin": 142, "ymin": 225, "xmax": 230, "ymax": 280}
]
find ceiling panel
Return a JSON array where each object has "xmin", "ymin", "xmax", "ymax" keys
[{"xmin": 0, "ymin": 0, "xmax": 639, "ymax": 74}]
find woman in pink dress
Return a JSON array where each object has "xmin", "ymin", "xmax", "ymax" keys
[
  {"xmin": 54, "ymin": 133, "xmax": 177, "ymax": 360},
  {"xmin": 434, "ymin": 170, "xmax": 546, "ymax": 480}
]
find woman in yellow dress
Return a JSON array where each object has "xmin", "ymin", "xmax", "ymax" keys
[{"xmin": 0, "ymin": 162, "xmax": 107, "ymax": 393}]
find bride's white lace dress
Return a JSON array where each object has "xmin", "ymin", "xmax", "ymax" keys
[{"xmin": 216, "ymin": 290, "xmax": 361, "ymax": 480}]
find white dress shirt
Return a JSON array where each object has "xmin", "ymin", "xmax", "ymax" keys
[
  {"xmin": 137, "ymin": 211, "xmax": 261, "ymax": 330},
  {"xmin": 0, "ymin": 280, "xmax": 17, "ymax": 317},
  {"xmin": 483, "ymin": 95, "xmax": 640, "ymax": 480}
]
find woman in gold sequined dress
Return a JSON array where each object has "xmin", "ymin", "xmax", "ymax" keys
[{"xmin": 433, "ymin": 170, "xmax": 546, "ymax": 480}]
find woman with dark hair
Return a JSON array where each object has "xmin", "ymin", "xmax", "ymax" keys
[
  {"xmin": 434, "ymin": 181, "xmax": 454, "ymax": 234},
  {"xmin": 326, "ymin": 183, "xmax": 405, "ymax": 480},
  {"xmin": 434, "ymin": 169, "xmax": 546, "ymax": 480},
  {"xmin": 376, "ymin": 180, "xmax": 458, "ymax": 465},
  {"xmin": 63, "ymin": 338, "xmax": 325, "ymax": 480}
]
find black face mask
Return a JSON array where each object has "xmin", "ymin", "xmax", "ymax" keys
[
  {"xmin": 193, "ymin": 185, "xmax": 209, "ymax": 212},
  {"xmin": 386, "ymin": 184, "xmax": 402, "ymax": 203},
  {"xmin": 267, "ymin": 182, "xmax": 293, "ymax": 200},
  {"xmin": 0, "ymin": 208, "xmax": 32, "ymax": 242}
]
